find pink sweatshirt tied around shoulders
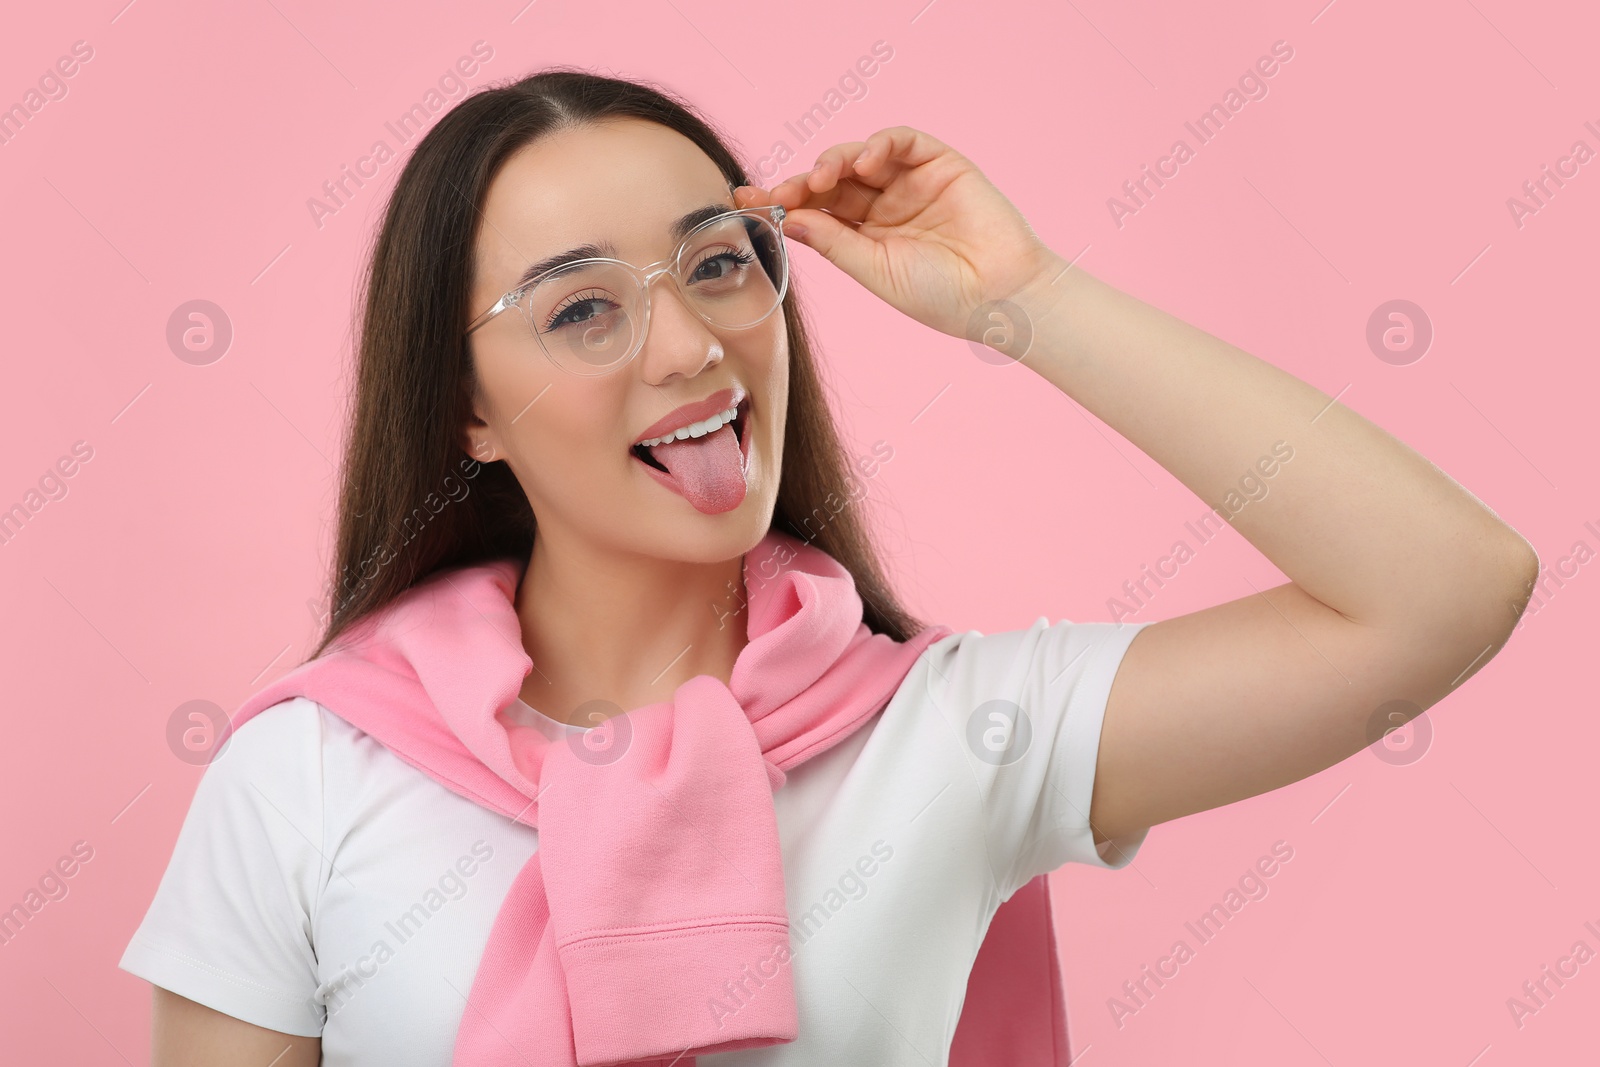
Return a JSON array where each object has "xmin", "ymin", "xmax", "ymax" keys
[{"xmin": 229, "ymin": 530, "xmax": 1077, "ymax": 1065}]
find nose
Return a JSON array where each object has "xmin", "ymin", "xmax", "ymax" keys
[{"xmin": 635, "ymin": 268, "xmax": 723, "ymax": 385}]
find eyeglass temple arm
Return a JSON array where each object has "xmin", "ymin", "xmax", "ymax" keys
[{"xmin": 466, "ymin": 290, "xmax": 521, "ymax": 335}]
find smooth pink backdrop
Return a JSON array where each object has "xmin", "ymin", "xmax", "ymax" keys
[{"xmin": 1, "ymin": 0, "xmax": 1594, "ymax": 1063}]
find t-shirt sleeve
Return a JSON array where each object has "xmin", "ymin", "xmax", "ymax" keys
[
  {"xmin": 920, "ymin": 616, "xmax": 1153, "ymax": 900},
  {"xmin": 118, "ymin": 697, "xmax": 328, "ymax": 1037}
]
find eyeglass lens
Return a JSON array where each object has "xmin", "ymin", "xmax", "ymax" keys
[{"xmin": 520, "ymin": 212, "xmax": 786, "ymax": 375}]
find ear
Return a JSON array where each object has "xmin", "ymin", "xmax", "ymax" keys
[{"xmin": 461, "ymin": 400, "xmax": 500, "ymax": 463}]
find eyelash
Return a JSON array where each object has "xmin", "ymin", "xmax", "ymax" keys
[{"xmin": 542, "ymin": 289, "xmax": 610, "ymax": 332}]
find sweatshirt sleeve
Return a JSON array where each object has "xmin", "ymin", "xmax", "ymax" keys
[
  {"xmin": 117, "ymin": 697, "xmax": 328, "ymax": 1037},
  {"xmin": 919, "ymin": 617, "xmax": 1153, "ymax": 900}
]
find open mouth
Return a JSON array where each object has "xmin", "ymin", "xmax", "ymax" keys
[
  {"xmin": 632, "ymin": 443, "xmax": 667, "ymax": 472},
  {"xmin": 630, "ymin": 395, "xmax": 748, "ymax": 473}
]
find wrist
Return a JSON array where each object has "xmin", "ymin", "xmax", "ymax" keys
[
  {"xmin": 1015, "ymin": 249, "xmax": 1085, "ymax": 313},
  {"xmin": 970, "ymin": 251, "xmax": 1081, "ymax": 365}
]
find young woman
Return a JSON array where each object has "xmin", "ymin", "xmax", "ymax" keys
[{"xmin": 120, "ymin": 68, "xmax": 1537, "ymax": 1066}]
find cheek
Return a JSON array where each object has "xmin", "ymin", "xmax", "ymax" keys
[
  {"xmin": 768, "ymin": 323, "xmax": 791, "ymax": 405},
  {"xmin": 769, "ymin": 314, "xmax": 790, "ymax": 363},
  {"xmin": 509, "ymin": 385, "xmax": 627, "ymax": 478},
  {"xmin": 476, "ymin": 335, "xmax": 552, "ymax": 411},
  {"xmin": 477, "ymin": 341, "xmax": 593, "ymax": 455},
  {"xmin": 752, "ymin": 316, "xmax": 789, "ymax": 390}
]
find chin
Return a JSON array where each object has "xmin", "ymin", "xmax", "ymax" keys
[
  {"xmin": 655, "ymin": 494, "xmax": 780, "ymax": 565},
  {"xmin": 663, "ymin": 474, "xmax": 779, "ymax": 555}
]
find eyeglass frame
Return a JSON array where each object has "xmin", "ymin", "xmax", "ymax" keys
[{"xmin": 463, "ymin": 202, "xmax": 790, "ymax": 372}]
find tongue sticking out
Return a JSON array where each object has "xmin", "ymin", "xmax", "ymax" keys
[{"xmin": 646, "ymin": 422, "xmax": 747, "ymax": 514}]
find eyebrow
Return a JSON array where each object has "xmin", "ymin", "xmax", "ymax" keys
[{"xmin": 511, "ymin": 202, "xmax": 735, "ymax": 291}]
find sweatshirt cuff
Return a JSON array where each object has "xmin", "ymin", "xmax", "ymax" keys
[{"xmin": 559, "ymin": 917, "xmax": 798, "ymax": 1063}]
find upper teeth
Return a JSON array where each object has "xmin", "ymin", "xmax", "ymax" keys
[{"xmin": 637, "ymin": 404, "xmax": 739, "ymax": 448}]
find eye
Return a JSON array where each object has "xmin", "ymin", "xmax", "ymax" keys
[
  {"xmin": 687, "ymin": 248, "xmax": 757, "ymax": 284},
  {"xmin": 544, "ymin": 290, "xmax": 618, "ymax": 331}
]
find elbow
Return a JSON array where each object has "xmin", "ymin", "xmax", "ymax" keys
[
  {"xmin": 1488, "ymin": 533, "xmax": 1541, "ymax": 636},
  {"xmin": 1430, "ymin": 533, "xmax": 1540, "ymax": 652},
  {"xmin": 1362, "ymin": 535, "xmax": 1537, "ymax": 706}
]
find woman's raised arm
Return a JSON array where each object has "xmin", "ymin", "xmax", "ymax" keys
[
  {"xmin": 1007, "ymin": 258, "xmax": 1535, "ymax": 846},
  {"xmin": 739, "ymin": 125, "xmax": 1538, "ymax": 847}
]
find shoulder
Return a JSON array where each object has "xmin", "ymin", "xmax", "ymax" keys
[
  {"xmin": 899, "ymin": 616, "xmax": 1150, "ymax": 709},
  {"xmin": 223, "ymin": 695, "xmax": 324, "ymax": 755},
  {"xmin": 210, "ymin": 695, "xmax": 431, "ymax": 830},
  {"xmin": 830, "ymin": 617, "xmax": 1152, "ymax": 886},
  {"xmin": 905, "ymin": 617, "xmax": 1154, "ymax": 877},
  {"xmin": 215, "ymin": 696, "xmax": 386, "ymax": 779},
  {"xmin": 193, "ymin": 695, "xmax": 409, "ymax": 850},
  {"xmin": 121, "ymin": 696, "xmax": 340, "ymax": 1036}
]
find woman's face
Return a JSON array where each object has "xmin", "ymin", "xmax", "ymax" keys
[{"xmin": 464, "ymin": 118, "xmax": 788, "ymax": 566}]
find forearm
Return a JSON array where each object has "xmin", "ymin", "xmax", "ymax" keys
[{"xmin": 1010, "ymin": 259, "xmax": 1537, "ymax": 634}]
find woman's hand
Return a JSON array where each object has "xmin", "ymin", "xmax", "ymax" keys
[{"xmin": 734, "ymin": 126, "xmax": 1065, "ymax": 343}]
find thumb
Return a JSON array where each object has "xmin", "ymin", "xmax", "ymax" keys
[{"xmin": 784, "ymin": 206, "xmax": 883, "ymax": 282}]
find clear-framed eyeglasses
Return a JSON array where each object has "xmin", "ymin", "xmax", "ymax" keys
[{"xmin": 465, "ymin": 202, "xmax": 789, "ymax": 377}]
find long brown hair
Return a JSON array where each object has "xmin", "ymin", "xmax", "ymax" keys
[{"xmin": 309, "ymin": 66, "xmax": 929, "ymax": 661}]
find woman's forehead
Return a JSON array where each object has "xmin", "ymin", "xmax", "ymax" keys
[{"xmin": 478, "ymin": 120, "xmax": 733, "ymax": 265}]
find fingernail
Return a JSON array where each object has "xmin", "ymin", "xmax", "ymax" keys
[{"xmin": 784, "ymin": 223, "xmax": 808, "ymax": 239}]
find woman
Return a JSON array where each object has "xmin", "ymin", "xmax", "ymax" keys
[{"xmin": 119, "ymin": 68, "xmax": 1537, "ymax": 1066}]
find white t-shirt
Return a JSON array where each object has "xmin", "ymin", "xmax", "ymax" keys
[{"xmin": 120, "ymin": 617, "xmax": 1151, "ymax": 1065}]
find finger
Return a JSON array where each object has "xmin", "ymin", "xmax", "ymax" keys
[
  {"xmin": 775, "ymin": 126, "xmax": 947, "ymax": 199},
  {"xmin": 770, "ymin": 137, "xmax": 869, "ymax": 202},
  {"xmin": 852, "ymin": 126, "xmax": 948, "ymax": 178},
  {"xmin": 767, "ymin": 166, "xmax": 881, "ymax": 227},
  {"xmin": 765, "ymin": 172, "xmax": 847, "ymax": 216},
  {"xmin": 777, "ymin": 128, "xmax": 928, "ymax": 194},
  {"xmin": 732, "ymin": 184, "xmax": 774, "ymax": 207},
  {"xmin": 780, "ymin": 204, "xmax": 881, "ymax": 281},
  {"xmin": 769, "ymin": 126, "xmax": 946, "ymax": 222},
  {"xmin": 768, "ymin": 168, "xmax": 833, "ymax": 209},
  {"xmin": 807, "ymin": 140, "xmax": 870, "ymax": 193}
]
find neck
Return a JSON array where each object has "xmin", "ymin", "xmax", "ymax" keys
[{"xmin": 514, "ymin": 526, "xmax": 749, "ymax": 727}]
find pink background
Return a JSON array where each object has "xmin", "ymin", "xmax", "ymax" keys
[{"xmin": 2, "ymin": 0, "xmax": 1595, "ymax": 1062}]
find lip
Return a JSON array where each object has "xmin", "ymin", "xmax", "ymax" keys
[
  {"xmin": 631, "ymin": 393, "xmax": 754, "ymax": 497},
  {"xmin": 632, "ymin": 386, "xmax": 746, "ymax": 446}
]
